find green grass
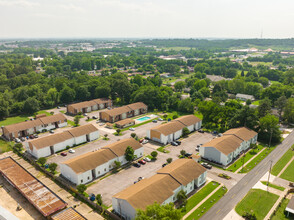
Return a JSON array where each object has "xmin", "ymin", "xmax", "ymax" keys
[
  {"xmin": 227, "ymin": 145, "xmax": 264, "ymax": 172},
  {"xmin": 36, "ymin": 110, "xmax": 51, "ymax": 116},
  {"xmin": 0, "ymin": 140, "xmax": 13, "ymax": 153},
  {"xmin": 157, "ymin": 147, "xmax": 170, "ymax": 153},
  {"xmin": 260, "ymin": 181, "xmax": 285, "ymax": 191},
  {"xmin": 280, "ymin": 159, "xmax": 294, "ymax": 182},
  {"xmin": 239, "ymin": 145, "xmax": 276, "ymax": 173},
  {"xmin": 67, "ymin": 120, "xmax": 75, "ymax": 126},
  {"xmin": 186, "ymin": 186, "xmax": 227, "ymax": 220},
  {"xmin": 235, "ymin": 189, "xmax": 279, "ymax": 220},
  {"xmin": 252, "ymin": 100, "xmax": 260, "ymax": 106},
  {"xmin": 180, "ymin": 181, "xmax": 219, "ymax": 217},
  {"xmin": 194, "ymin": 111, "xmax": 203, "ymax": 120},
  {"xmin": 0, "ymin": 115, "xmax": 29, "ymax": 127},
  {"xmin": 271, "ymin": 198, "xmax": 294, "ymax": 220},
  {"xmin": 60, "ymin": 110, "xmax": 65, "ymax": 114},
  {"xmin": 120, "ymin": 117, "xmax": 159, "ymax": 132},
  {"xmin": 271, "ymin": 148, "xmax": 294, "ymax": 176}
]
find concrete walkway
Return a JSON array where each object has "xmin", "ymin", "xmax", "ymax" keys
[
  {"xmin": 235, "ymin": 148, "xmax": 266, "ymax": 173},
  {"xmin": 183, "ymin": 184, "xmax": 223, "ymax": 220},
  {"xmin": 277, "ymin": 156, "xmax": 294, "ymax": 177},
  {"xmin": 264, "ymin": 189, "xmax": 287, "ymax": 220}
]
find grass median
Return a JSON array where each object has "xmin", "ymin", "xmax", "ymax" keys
[
  {"xmin": 271, "ymin": 148, "xmax": 294, "ymax": 176},
  {"xmin": 260, "ymin": 181, "xmax": 285, "ymax": 191},
  {"xmin": 280, "ymin": 159, "xmax": 294, "ymax": 182}
]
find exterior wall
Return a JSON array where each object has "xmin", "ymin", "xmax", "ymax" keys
[
  {"xmin": 92, "ymin": 105, "xmax": 98, "ymax": 111},
  {"xmin": 88, "ymin": 131, "xmax": 99, "ymax": 141},
  {"xmin": 173, "ymin": 130, "xmax": 182, "ymax": 140},
  {"xmin": 112, "ymin": 198, "xmax": 136, "ymax": 220},
  {"xmin": 99, "ymin": 112, "xmax": 111, "ymax": 122},
  {"xmin": 60, "ymin": 164, "xmax": 79, "ymax": 185},
  {"xmin": 59, "ymin": 122, "xmax": 68, "ymax": 128},
  {"xmin": 77, "ymin": 170, "xmax": 93, "ymax": 184},
  {"xmin": 195, "ymin": 171, "xmax": 207, "ymax": 187},
  {"xmin": 34, "ymin": 146, "xmax": 52, "ymax": 158},
  {"xmin": 195, "ymin": 121, "xmax": 202, "ymax": 130},
  {"xmin": 53, "ymin": 138, "xmax": 75, "ymax": 153},
  {"xmin": 74, "ymin": 135, "xmax": 87, "ymax": 145},
  {"xmin": 134, "ymin": 109, "xmax": 140, "ymax": 116},
  {"xmin": 44, "ymin": 123, "xmax": 56, "ymax": 130},
  {"xmin": 187, "ymin": 125, "xmax": 194, "ymax": 132},
  {"xmin": 86, "ymin": 106, "xmax": 91, "ymax": 113},
  {"xmin": 134, "ymin": 148, "xmax": 144, "ymax": 159},
  {"xmin": 99, "ymin": 103, "xmax": 105, "ymax": 109},
  {"xmin": 121, "ymin": 113, "xmax": 127, "ymax": 120},
  {"xmin": 199, "ymin": 147, "xmax": 222, "ymax": 164},
  {"xmin": 251, "ymin": 134, "xmax": 258, "ymax": 144}
]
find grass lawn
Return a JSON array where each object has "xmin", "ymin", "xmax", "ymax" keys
[
  {"xmin": 227, "ymin": 145, "xmax": 264, "ymax": 172},
  {"xmin": 280, "ymin": 159, "xmax": 294, "ymax": 182},
  {"xmin": 235, "ymin": 189, "xmax": 279, "ymax": 220},
  {"xmin": 120, "ymin": 117, "xmax": 159, "ymax": 132},
  {"xmin": 252, "ymin": 100, "xmax": 260, "ymax": 106},
  {"xmin": 180, "ymin": 181, "xmax": 220, "ymax": 217},
  {"xmin": 271, "ymin": 198, "xmax": 294, "ymax": 220},
  {"xmin": 239, "ymin": 145, "xmax": 276, "ymax": 173},
  {"xmin": 260, "ymin": 181, "xmax": 285, "ymax": 191},
  {"xmin": 36, "ymin": 110, "xmax": 51, "ymax": 116},
  {"xmin": 0, "ymin": 140, "xmax": 13, "ymax": 153},
  {"xmin": 67, "ymin": 120, "xmax": 75, "ymax": 126},
  {"xmin": 271, "ymin": 148, "xmax": 294, "ymax": 176},
  {"xmin": 186, "ymin": 186, "xmax": 227, "ymax": 220},
  {"xmin": 0, "ymin": 115, "xmax": 29, "ymax": 127}
]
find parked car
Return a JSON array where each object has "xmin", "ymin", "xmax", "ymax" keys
[
  {"xmin": 29, "ymin": 135, "xmax": 34, "ymax": 139},
  {"xmin": 138, "ymin": 177, "xmax": 144, "ymax": 181},
  {"xmin": 185, "ymin": 153, "xmax": 192, "ymax": 157},
  {"xmin": 171, "ymin": 141, "xmax": 178, "ymax": 146},
  {"xmin": 142, "ymin": 139, "xmax": 148, "ymax": 144},
  {"xmin": 33, "ymin": 134, "xmax": 38, "ymax": 138},
  {"xmin": 129, "ymin": 127, "xmax": 135, "ymax": 131},
  {"xmin": 143, "ymin": 157, "xmax": 151, "ymax": 162},
  {"xmin": 99, "ymin": 123, "xmax": 105, "ymax": 126},
  {"xmin": 162, "ymin": 163, "xmax": 167, "ymax": 167},
  {"xmin": 83, "ymin": 113, "xmax": 88, "ymax": 116},
  {"xmin": 69, "ymin": 149, "xmax": 75, "ymax": 153},
  {"xmin": 107, "ymin": 107, "xmax": 111, "ymax": 110},
  {"xmin": 15, "ymin": 138, "xmax": 21, "ymax": 143},
  {"xmin": 198, "ymin": 129, "xmax": 204, "ymax": 133},
  {"xmin": 57, "ymin": 106, "xmax": 61, "ymax": 109},
  {"xmin": 133, "ymin": 162, "xmax": 141, "ymax": 168},
  {"xmin": 152, "ymin": 120, "xmax": 157, "ymax": 123},
  {"xmin": 201, "ymin": 162, "xmax": 212, "ymax": 169},
  {"xmin": 175, "ymin": 140, "xmax": 181, "ymax": 145},
  {"xmin": 49, "ymin": 130, "xmax": 54, "ymax": 134},
  {"xmin": 158, "ymin": 118, "xmax": 163, "ymax": 121},
  {"xmin": 92, "ymin": 116, "xmax": 98, "ymax": 119},
  {"xmin": 138, "ymin": 160, "xmax": 146, "ymax": 165},
  {"xmin": 61, "ymin": 152, "xmax": 67, "ymax": 156},
  {"xmin": 218, "ymin": 133, "xmax": 223, "ymax": 137},
  {"xmin": 20, "ymin": 137, "xmax": 26, "ymax": 142}
]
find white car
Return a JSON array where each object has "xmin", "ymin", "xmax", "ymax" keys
[
  {"xmin": 99, "ymin": 123, "xmax": 105, "ymax": 126},
  {"xmin": 83, "ymin": 113, "xmax": 88, "ymax": 116},
  {"xmin": 144, "ymin": 157, "xmax": 151, "ymax": 162},
  {"xmin": 69, "ymin": 149, "xmax": 75, "ymax": 153},
  {"xmin": 158, "ymin": 118, "xmax": 163, "ymax": 121},
  {"xmin": 15, "ymin": 138, "xmax": 21, "ymax": 143},
  {"xmin": 142, "ymin": 139, "xmax": 148, "ymax": 144},
  {"xmin": 129, "ymin": 127, "xmax": 135, "ymax": 131}
]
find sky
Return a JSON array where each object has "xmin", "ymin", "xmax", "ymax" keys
[{"xmin": 0, "ymin": 0, "xmax": 294, "ymax": 39}]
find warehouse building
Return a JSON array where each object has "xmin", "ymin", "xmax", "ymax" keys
[
  {"xmin": 26, "ymin": 124, "xmax": 99, "ymax": 158},
  {"xmin": 147, "ymin": 115, "xmax": 202, "ymax": 145},
  {"xmin": 60, "ymin": 138, "xmax": 143, "ymax": 185},
  {"xmin": 112, "ymin": 159, "xmax": 207, "ymax": 220},
  {"xmin": 199, "ymin": 127, "xmax": 258, "ymax": 166}
]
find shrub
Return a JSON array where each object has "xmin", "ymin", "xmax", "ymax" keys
[
  {"xmin": 96, "ymin": 194, "xmax": 103, "ymax": 206},
  {"xmin": 77, "ymin": 184, "xmax": 87, "ymax": 194},
  {"xmin": 182, "ymin": 127, "xmax": 190, "ymax": 137},
  {"xmin": 37, "ymin": 157, "xmax": 47, "ymax": 166},
  {"xmin": 167, "ymin": 158, "xmax": 173, "ymax": 164},
  {"xmin": 172, "ymin": 114, "xmax": 179, "ymax": 119},
  {"xmin": 180, "ymin": 150, "xmax": 186, "ymax": 156},
  {"xmin": 151, "ymin": 151, "xmax": 158, "ymax": 159},
  {"xmin": 49, "ymin": 163, "xmax": 58, "ymax": 173},
  {"xmin": 66, "ymin": 146, "xmax": 70, "ymax": 150}
]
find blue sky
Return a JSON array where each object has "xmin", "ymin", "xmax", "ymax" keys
[{"xmin": 0, "ymin": 0, "xmax": 293, "ymax": 38}]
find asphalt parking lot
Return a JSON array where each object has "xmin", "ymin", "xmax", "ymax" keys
[{"xmin": 86, "ymin": 131, "xmax": 214, "ymax": 206}]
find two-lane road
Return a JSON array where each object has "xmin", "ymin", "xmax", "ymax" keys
[{"xmin": 201, "ymin": 131, "xmax": 294, "ymax": 220}]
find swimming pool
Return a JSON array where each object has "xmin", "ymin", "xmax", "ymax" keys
[{"xmin": 137, "ymin": 116, "xmax": 151, "ymax": 122}]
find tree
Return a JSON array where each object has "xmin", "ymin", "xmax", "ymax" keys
[
  {"xmin": 125, "ymin": 146, "xmax": 135, "ymax": 162},
  {"xmin": 113, "ymin": 160, "xmax": 121, "ymax": 172},
  {"xmin": 163, "ymin": 114, "xmax": 168, "ymax": 120},
  {"xmin": 49, "ymin": 163, "xmax": 58, "ymax": 173},
  {"xmin": 103, "ymin": 134, "xmax": 108, "ymax": 140},
  {"xmin": 166, "ymin": 158, "xmax": 173, "ymax": 164},
  {"xmin": 77, "ymin": 184, "xmax": 87, "ymax": 194},
  {"xmin": 14, "ymin": 143, "xmax": 23, "ymax": 151},
  {"xmin": 172, "ymin": 114, "xmax": 179, "ymax": 119},
  {"xmin": 23, "ymin": 97, "xmax": 40, "ymax": 114},
  {"xmin": 151, "ymin": 151, "xmax": 158, "ymax": 159},
  {"xmin": 283, "ymin": 98, "xmax": 294, "ymax": 123},
  {"xmin": 37, "ymin": 157, "xmax": 47, "ymax": 166},
  {"xmin": 182, "ymin": 127, "xmax": 190, "ymax": 137},
  {"xmin": 96, "ymin": 194, "xmax": 103, "ymax": 206},
  {"xmin": 131, "ymin": 133, "xmax": 137, "ymax": 139},
  {"xmin": 74, "ymin": 115, "xmax": 81, "ymax": 126},
  {"xmin": 257, "ymin": 98, "xmax": 272, "ymax": 118},
  {"xmin": 60, "ymin": 86, "xmax": 76, "ymax": 103},
  {"xmin": 229, "ymin": 106, "xmax": 258, "ymax": 130},
  {"xmin": 275, "ymin": 95, "xmax": 287, "ymax": 119},
  {"xmin": 258, "ymin": 114, "xmax": 281, "ymax": 144},
  {"xmin": 180, "ymin": 150, "xmax": 186, "ymax": 156},
  {"xmin": 116, "ymin": 128, "xmax": 121, "ymax": 135},
  {"xmin": 135, "ymin": 202, "xmax": 181, "ymax": 220},
  {"xmin": 176, "ymin": 190, "xmax": 187, "ymax": 207},
  {"xmin": 174, "ymin": 81, "xmax": 186, "ymax": 92},
  {"xmin": 0, "ymin": 95, "xmax": 9, "ymax": 120},
  {"xmin": 178, "ymin": 98, "xmax": 194, "ymax": 113}
]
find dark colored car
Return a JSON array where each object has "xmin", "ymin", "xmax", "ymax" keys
[
  {"xmin": 162, "ymin": 163, "xmax": 167, "ymax": 167},
  {"xmin": 171, "ymin": 142, "xmax": 178, "ymax": 146},
  {"xmin": 185, "ymin": 153, "xmax": 192, "ymax": 157},
  {"xmin": 152, "ymin": 120, "xmax": 157, "ymax": 123},
  {"xmin": 49, "ymin": 130, "xmax": 54, "ymax": 134},
  {"xmin": 33, "ymin": 134, "xmax": 38, "ymax": 138},
  {"xmin": 29, "ymin": 135, "xmax": 35, "ymax": 139},
  {"xmin": 175, "ymin": 140, "xmax": 181, "ymax": 145},
  {"xmin": 138, "ymin": 160, "xmax": 146, "ymax": 165},
  {"xmin": 198, "ymin": 129, "xmax": 204, "ymax": 133},
  {"xmin": 133, "ymin": 162, "xmax": 141, "ymax": 168},
  {"xmin": 61, "ymin": 152, "xmax": 67, "ymax": 156}
]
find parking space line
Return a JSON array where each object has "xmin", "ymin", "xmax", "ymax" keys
[{"xmin": 216, "ymin": 209, "xmax": 221, "ymax": 214}]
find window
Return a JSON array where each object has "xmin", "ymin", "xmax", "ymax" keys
[
  {"xmin": 81, "ymin": 180, "xmax": 83, "ymax": 183},
  {"xmin": 173, "ymin": 196, "xmax": 175, "ymax": 201},
  {"xmin": 109, "ymin": 165, "xmax": 111, "ymax": 168},
  {"xmin": 98, "ymin": 171, "xmax": 100, "ymax": 174},
  {"xmin": 88, "ymin": 177, "xmax": 90, "ymax": 180},
  {"xmin": 104, "ymin": 168, "xmax": 106, "ymax": 171},
  {"xmin": 190, "ymin": 186, "xmax": 192, "ymax": 190}
]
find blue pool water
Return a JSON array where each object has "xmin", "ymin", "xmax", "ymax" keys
[{"xmin": 137, "ymin": 116, "xmax": 151, "ymax": 122}]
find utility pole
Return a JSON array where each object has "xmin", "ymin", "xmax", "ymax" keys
[
  {"xmin": 268, "ymin": 128, "xmax": 273, "ymax": 148},
  {"xmin": 267, "ymin": 160, "xmax": 273, "ymax": 192}
]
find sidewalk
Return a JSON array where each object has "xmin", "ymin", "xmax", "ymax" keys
[
  {"xmin": 183, "ymin": 184, "xmax": 223, "ymax": 219},
  {"xmin": 277, "ymin": 156, "xmax": 294, "ymax": 177},
  {"xmin": 264, "ymin": 190, "xmax": 287, "ymax": 220},
  {"xmin": 235, "ymin": 148, "xmax": 266, "ymax": 173}
]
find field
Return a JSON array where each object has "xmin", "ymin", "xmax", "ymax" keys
[
  {"xmin": 280, "ymin": 159, "xmax": 294, "ymax": 182},
  {"xmin": 0, "ymin": 140, "xmax": 13, "ymax": 153},
  {"xmin": 252, "ymin": 100, "xmax": 260, "ymax": 106},
  {"xmin": 271, "ymin": 198, "xmax": 293, "ymax": 220},
  {"xmin": 235, "ymin": 189, "xmax": 279, "ymax": 220},
  {"xmin": 186, "ymin": 186, "xmax": 227, "ymax": 220},
  {"xmin": 180, "ymin": 181, "xmax": 220, "ymax": 217},
  {"xmin": 271, "ymin": 148, "xmax": 294, "ymax": 176}
]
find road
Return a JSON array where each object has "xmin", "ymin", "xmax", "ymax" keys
[{"xmin": 201, "ymin": 131, "xmax": 294, "ymax": 220}]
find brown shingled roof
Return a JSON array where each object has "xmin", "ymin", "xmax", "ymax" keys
[
  {"xmin": 63, "ymin": 149, "xmax": 117, "ymax": 174},
  {"xmin": 67, "ymin": 124, "xmax": 98, "ymax": 137},
  {"xmin": 51, "ymin": 207, "xmax": 86, "ymax": 220},
  {"xmin": 68, "ymin": 101, "xmax": 97, "ymax": 110},
  {"xmin": 92, "ymin": 98, "xmax": 111, "ymax": 104},
  {"xmin": 103, "ymin": 106, "xmax": 131, "ymax": 117},
  {"xmin": 223, "ymin": 127, "xmax": 257, "ymax": 141},
  {"xmin": 150, "ymin": 121, "xmax": 185, "ymax": 136},
  {"xmin": 115, "ymin": 118, "xmax": 135, "ymax": 127},
  {"xmin": 157, "ymin": 159, "xmax": 206, "ymax": 186},
  {"xmin": 3, "ymin": 119, "xmax": 44, "ymax": 133},
  {"xmin": 175, "ymin": 115, "xmax": 201, "ymax": 127},
  {"xmin": 38, "ymin": 113, "xmax": 67, "ymax": 125},
  {"xmin": 202, "ymin": 135, "xmax": 243, "ymax": 155},
  {"xmin": 29, "ymin": 132, "xmax": 73, "ymax": 150},
  {"xmin": 127, "ymin": 102, "xmax": 147, "ymax": 110},
  {"xmin": 102, "ymin": 138, "xmax": 142, "ymax": 157}
]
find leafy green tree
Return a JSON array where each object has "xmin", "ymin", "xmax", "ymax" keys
[
  {"xmin": 229, "ymin": 106, "xmax": 258, "ymax": 130},
  {"xmin": 0, "ymin": 95, "xmax": 9, "ymax": 120},
  {"xmin": 166, "ymin": 158, "xmax": 173, "ymax": 164},
  {"xmin": 77, "ymin": 184, "xmax": 87, "ymax": 194},
  {"xmin": 180, "ymin": 150, "xmax": 186, "ymax": 156},
  {"xmin": 174, "ymin": 81, "xmax": 186, "ymax": 92},
  {"xmin": 37, "ymin": 157, "xmax": 47, "ymax": 166},
  {"xmin": 257, "ymin": 98, "xmax": 272, "ymax": 118},
  {"xmin": 275, "ymin": 95, "xmax": 287, "ymax": 119},
  {"xmin": 131, "ymin": 133, "xmax": 137, "ymax": 139},
  {"xmin": 60, "ymin": 86, "xmax": 76, "ymax": 103},
  {"xmin": 49, "ymin": 163, "xmax": 58, "ymax": 173},
  {"xmin": 116, "ymin": 128, "xmax": 121, "ymax": 135},
  {"xmin": 135, "ymin": 202, "xmax": 181, "ymax": 220},
  {"xmin": 74, "ymin": 115, "xmax": 81, "ymax": 126},
  {"xmin": 182, "ymin": 127, "xmax": 190, "ymax": 137},
  {"xmin": 151, "ymin": 151, "xmax": 158, "ymax": 159},
  {"xmin": 283, "ymin": 98, "xmax": 294, "ymax": 123},
  {"xmin": 178, "ymin": 98, "xmax": 194, "ymax": 113},
  {"xmin": 23, "ymin": 97, "xmax": 40, "ymax": 114},
  {"xmin": 258, "ymin": 114, "xmax": 281, "ymax": 144},
  {"xmin": 124, "ymin": 146, "xmax": 135, "ymax": 162},
  {"xmin": 176, "ymin": 190, "xmax": 187, "ymax": 207},
  {"xmin": 96, "ymin": 194, "xmax": 103, "ymax": 206},
  {"xmin": 95, "ymin": 85, "xmax": 111, "ymax": 98},
  {"xmin": 163, "ymin": 114, "xmax": 168, "ymax": 120}
]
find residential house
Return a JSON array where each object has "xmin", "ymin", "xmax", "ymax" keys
[
  {"xmin": 115, "ymin": 119, "xmax": 135, "ymax": 128},
  {"xmin": 60, "ymin": 138, "xmax": 143, "ymax": 185},
  {"xmin": 112, "ymin": 159, "xmax": 207, "ymax": 220},
  {"xmin": 26, "ymin": 124, "xmax": 99, "ymax": 158},
  {"xmin": 99, "ymin": 102, "xmax": 147, "ymax": 123},
  {"xmin": 2, "ymin": 114, "xmax": 67, "ymax": 141},
  {"xmin": 199, "ymin": 127, "xmax": 258, "ymax": 166},
  {"xmin": 67, "ymin": 98, "xmax": 112, "ymax": 115},
  {"xmin": 147, "ymin": 115, "xmax": 202, "ymax": 145},
  {"xmin": 236, "ymin": 93, "xmax": 255, "ymax": 102}
]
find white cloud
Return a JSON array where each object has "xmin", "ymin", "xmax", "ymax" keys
[{"xmin": 0, "ymin": 0, "xmax": 39, "ymax": 7}]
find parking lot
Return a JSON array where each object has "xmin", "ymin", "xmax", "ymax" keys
[{"xmin": 86, "ymin": 131, "xmax": 214, "ymax": 206}]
